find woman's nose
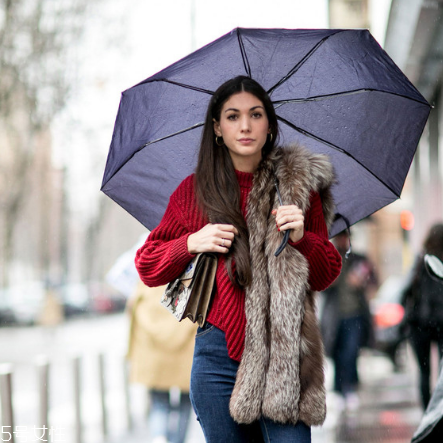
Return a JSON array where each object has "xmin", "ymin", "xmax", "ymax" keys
[{"xmin": 240, "ymin": 116, "xmax": 251, "ymax": 132}]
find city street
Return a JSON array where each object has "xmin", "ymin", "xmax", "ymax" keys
[
  {"xmin": 0, "ymin": 313, "xmax": 425, "ymax": 443},
  {"xmin": 1, "ymin": 2, "xmax": 441, "ymax": 443}
]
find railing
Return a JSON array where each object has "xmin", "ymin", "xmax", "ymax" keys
[
  {"xmin": 0, "ymin": 354, "xmax": 134, "ymax": 443},
  {"xmin": 0, "ymin": 364, "xmax": 14, "ymax": 442}
]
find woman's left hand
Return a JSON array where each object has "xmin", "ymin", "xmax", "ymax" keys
[{"xmin": 272, "ymin": 205, "xmax": 304, "ymax": 243}]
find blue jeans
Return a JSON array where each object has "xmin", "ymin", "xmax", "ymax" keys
[
  {"xmin": 190, "ymin": 323, "xmax": 311, "ymax": 443},
  {"xmin": 149, "ymin": 389, "xmax": 192, "ymax": 443},
  {"xmin": 332, "ymin": 315, "xmax": 364, "ymax": 396}
]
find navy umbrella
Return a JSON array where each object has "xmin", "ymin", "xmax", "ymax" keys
[{"xmin": 101, "ymin": 28, "xmax": 431, "ymax": 237}]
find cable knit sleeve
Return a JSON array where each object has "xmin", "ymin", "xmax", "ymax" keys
[
  {"xmin": 289, "ymin": 192, "xmax": 342, "ymax": 291},
  {"xmin": 135, "ymin": 177, "xmax": 198, "ymax": 287}
]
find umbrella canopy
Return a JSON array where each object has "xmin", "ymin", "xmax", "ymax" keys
[{"xmin": 101, "ymin": 28, "xmax": 431, "ymax": 237}]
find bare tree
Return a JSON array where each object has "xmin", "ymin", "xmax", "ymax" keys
[{"xmin": 0, "ymin": 0, "xmax": 89, "ymax": 288}]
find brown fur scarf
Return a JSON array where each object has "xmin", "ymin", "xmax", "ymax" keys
[{"xmin": 229, "ymin": 144, "xmax": 335, "ymax": 427}]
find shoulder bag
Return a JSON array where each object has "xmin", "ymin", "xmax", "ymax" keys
[{"xmin": 160, "ymin": 252, "xmax": 218, "ymax": 327}]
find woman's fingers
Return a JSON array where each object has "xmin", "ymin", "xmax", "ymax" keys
[
  {"xmin": 212, "ymin": 224, "xmax": 236, "ymax": 253},
  {"xmin": 273, "ymin": 206, "xmax": 304, "ymax": 231},
  {"xmin": 273, "ymin": 205, "xmax": 305, "ymax": 243},
  {"xmin": 215, "ymin": 223, "xmax": 239, "ymax": 237},
  {"xmin": 187, "ymin": 223, "xmax": 238, "ymax": 254}
]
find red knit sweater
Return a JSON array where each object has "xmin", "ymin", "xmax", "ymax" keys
[{"xmin": 135, "ymin": 170, "xmax": 342, "ymax": 362}]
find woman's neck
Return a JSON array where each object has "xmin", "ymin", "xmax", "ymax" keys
[
  {"xmin": 235, "ymin": 169, "xmax": 254, "ymax": 189},
  {"xmin": 230, "ymin": 156, "xmax": 261, "ymax": 173}
]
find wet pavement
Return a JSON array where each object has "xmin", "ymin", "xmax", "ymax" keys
[
  {"xmin": 0, "ymin": 314, "xmax": 425, "ymax": 443},
  {"xmin": 108, "ymin": 349, "xmax": 424, "ymax": 443},
  {"xmin": 323, "ymin": 354, "xmax": 423, "ymax": 443}
]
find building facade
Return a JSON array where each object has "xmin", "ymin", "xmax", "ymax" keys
[{"xmin": 384, "ymin": 0, "xmax": 443, "ymax": 253}]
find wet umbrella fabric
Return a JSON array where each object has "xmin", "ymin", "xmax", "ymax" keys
[{"xmin": 101, "ymin": 28, "xmax": 430, "ymax": 237}]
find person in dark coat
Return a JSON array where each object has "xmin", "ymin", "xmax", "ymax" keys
[
  {"xmin": 411, "ymin": 355, "xmax": 443, "ymax": 442},
  {"xmin": 410, "ymin": 249, "xmax": 443, "ymax": 443},
  {"xmin": 402, "ymin": 223, "xmax": 443, "ymax": 410},
  {"xmin": 320, "ymin": 230, "xmax": 377, "ymax": 410}
]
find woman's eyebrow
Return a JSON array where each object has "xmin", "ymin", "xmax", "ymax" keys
[{"xmin": 224, "ymin": 105, "xmax": 265, "ymax": 113}]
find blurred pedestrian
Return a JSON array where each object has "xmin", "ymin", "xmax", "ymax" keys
[
  {"xmin": 402, "ymin": 223, "xmax": 443, "ymax": 410},
  {"xmin": 320, "ymin": 230, "xmax": 377, "ymax": 411},
  {"xmin": 135, "ymin": 76, "xmax": 342, "ymax": 442},
  {"xmin": 38, "ymin": 287, "xmax": 64, "ymax": 328},
  {"xmin": 127, "ymin": 281, "xmax": 197, "ymax": 443},
  {"xmin": 411, "ymin": 356, "xmax": 443, "ymax": 442}
]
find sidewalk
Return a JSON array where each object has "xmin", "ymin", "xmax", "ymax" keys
[
  {"xmin": 315, "ymin": 348, "xmax": 423, "ymax": 443},
  {"xmin": 0, "ymin": 314, "xmax": 423, "ymax": 443},
  {"xmin": 108, "ymin": 348, "xmax": 423, "ymax": 443},
  {"xmin": 107, "ymin": 415, "xmax": 204, "ymax": 443}
]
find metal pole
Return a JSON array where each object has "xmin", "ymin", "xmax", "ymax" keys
[
  {"xmin": 73, "ymin": 356, "xmax": 82, "ymax": 443},
  {"xmin": 0, "ymin": 363, "xmax": 15, "ymax": 443},
  {"xmin": 36, "ymin": 356, "xmax": 49, "ymax": 441},
  {"xmin": 122, "ymin": 358, "xmax": 133, "ymax": 431},
  {"xmin": 98, "ymin": 353, "xmax": 108, "ymax": 438},
  {"xmin": 169, "ymin": 387, "xmax": 181, "ymax": 437}
]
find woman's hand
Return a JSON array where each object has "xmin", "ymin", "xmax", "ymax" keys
[
  {"xmin": 187, "ymin": 223, "xmax": 238, "ymax": 254},
  {"xmin": 272, "ymin": 205, "xmax": 304, "ymax": 243}
]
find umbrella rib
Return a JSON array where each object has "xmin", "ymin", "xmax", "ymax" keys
[
  {"xmin": 272, "ymin": 88, "xmax": 431, "ymax": 107},
  {"xmin": 276, "ymin": 115, "xmax": 401, "ymax": 198},
  {"xmin": 141, "ymin": 122, "xmax": 205, "ymax": 148},
  {"xmin": 143, "ymin": 79, "xmax": 214, "ymax": 96},
  {"xmin": 267, "ymin": 31, "xmax": 341, "ymax": 96},
  {"xmin": 103, "ymin": 122, "xmax": 205, "ymax": 187},
  {"xmin": 237, "ymin": 28, "xmax": 252, "ymax": 77}
]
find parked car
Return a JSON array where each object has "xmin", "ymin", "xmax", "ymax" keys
[
  {"xmin": 371, "ymin": 275, "xmax": 408, "ymax": 369},
  {"xmin": 0, "ymin": 301, "xmax": 16, "ymax": 326},
  {"xmin": 88, "ymin": 281, "xmax": 127, "ymax": 314},
  {"xmin": 90, "ymin": 291, "xmax": 127, "ymax": 314},
  {"xmin": 58, "ymin": 283, "xmax": 90, "ymax": 318},
  {"xmin": 0, "ymin": 281, "xmax": 46, "ymax": 326}
]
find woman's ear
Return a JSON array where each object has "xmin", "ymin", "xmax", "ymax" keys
[{"xmin": 213, "ymin": 119, "xmax": 221, "ymax": 137}]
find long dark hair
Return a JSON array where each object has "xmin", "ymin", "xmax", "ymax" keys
[
  {"xmin": 423, "ymin": 223, "xmax": 443, "ymax": 261},
  {"xmin": 195, "ymin": 76, "xmax": 279, "ymax": 288},
  {"xmin": 407, "ymin": 223, "xmax": 443, "ymax": 294}
]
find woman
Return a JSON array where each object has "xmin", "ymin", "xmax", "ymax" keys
[
  {"xmin": 135, "ymin": 76, "xmax": 342, "ymax": 442},
  {"xmin": 402, "ymin": 223, "xmax": 443, "ymax": 409}
]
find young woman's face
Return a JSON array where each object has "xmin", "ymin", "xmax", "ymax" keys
[{"xmin": 213, "ymin": 91, "xmax": 270, "ymax": 172}]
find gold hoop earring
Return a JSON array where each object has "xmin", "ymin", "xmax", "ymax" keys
[
  {"xmin": 215, "ymin": 136, "xmax": 224, "ymax": 147},
  {"xmin": 269, "ymin": 132, "xmax": 273, "ymax": 143}
]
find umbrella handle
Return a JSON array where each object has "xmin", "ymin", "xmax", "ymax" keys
[
  {"xmin": 275, "ymin": 230, "xmax": 290, "ymax": 257},
  {"xmin": 274, "ymin": 176, "xmax": 291, "ymax": 257}
]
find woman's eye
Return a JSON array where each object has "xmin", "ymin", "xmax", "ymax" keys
[
  {"xmin": 252, "ymin": 112, "xmax": 263, "ymax": 118},
  {"xmin": 227, "ymin": 114, "xmax": 238, "ymax": 121}
]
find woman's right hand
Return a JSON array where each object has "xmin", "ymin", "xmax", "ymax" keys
[{"xmin": 187, "ymin": 223, "xmax": 238, "ymax": 254}]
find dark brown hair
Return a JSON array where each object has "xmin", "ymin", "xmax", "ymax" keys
[
  {"xmin": 194, "ymin": 76, "xmax": 279, "ymax": 288},
  {"xmin": 424, "ymin": 223, "xmax": 443, "ymax": 261}
]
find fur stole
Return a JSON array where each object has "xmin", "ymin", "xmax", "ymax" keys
[{"xmin": 229, "ymin": 144, "xmax": 335, "ymax": 426}]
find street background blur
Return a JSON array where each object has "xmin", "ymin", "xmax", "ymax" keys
[{"xmin": 1, "ymin": 0, "xmax": 443, "ymax": 442}]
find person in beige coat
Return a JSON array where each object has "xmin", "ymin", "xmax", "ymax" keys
[{"xmin": 127, "ymin": 281, "xmax": 197, "ymax": 443}]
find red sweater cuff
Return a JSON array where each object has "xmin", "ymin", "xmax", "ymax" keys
[
  {"xmin": 288, "ymin": 232, "xmax": 315, "ymax": 256},
  {"xmin": 169, "ymin": 233, "xmax": 196, "ymax": 268}
]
